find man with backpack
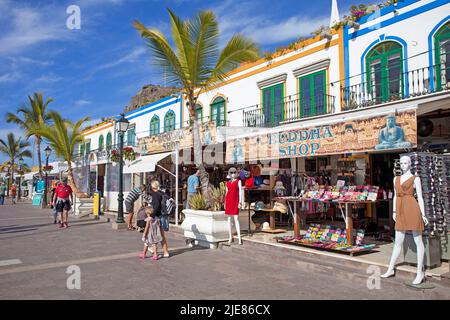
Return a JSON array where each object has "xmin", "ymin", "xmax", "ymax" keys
[{"xmin": 125, "ymin": 184, "xmax": 148, "ymax": 231}]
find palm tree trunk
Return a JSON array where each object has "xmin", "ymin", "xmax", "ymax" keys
[
  {"xmin": 66, "ymin": 162, "xmax": 80, "ymax": 194},
  {"xmin": 189, "ymin": 94, "xmax": 210, "ymax": 205},
  {"xmin": 36, "ymin": 136, "xmax": 43, "ymax": 179}
]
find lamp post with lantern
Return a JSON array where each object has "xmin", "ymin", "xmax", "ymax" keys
[
  {"xmin": 18, "ymin": 156, "xmax": 24, "ymax": 201},
  {"xmin": 116, "ymin": 113, "xmax": 129, "ymax": 225},
  {"xmin": 43, "ymin": 146, "xmax": 52, "ymax": 207}
]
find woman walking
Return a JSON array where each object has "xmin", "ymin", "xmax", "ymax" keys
[{"xmin": 148, "ymin": 180, "xmax": 170, "ymax": 258}]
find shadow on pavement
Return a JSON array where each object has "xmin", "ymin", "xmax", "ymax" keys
[
  {"xmin": 0, "ymin": 228, "xmax": 38, "ymax": 234},
  {"xmin": 168, "ymin": 245, "xmax": 208, "ymax": 258}
]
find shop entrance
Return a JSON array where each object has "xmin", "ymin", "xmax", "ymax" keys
[{"xmin": 97, "ymin": 164, "xmax": 105, "ymax": 196}]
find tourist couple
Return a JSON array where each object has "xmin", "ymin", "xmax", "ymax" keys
[{"xmin": 125, "ymin": 181, "xmax": 170, "ymax": 261}]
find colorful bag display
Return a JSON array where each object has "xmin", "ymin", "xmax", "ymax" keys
[
  {"xmin": 245, "ymin": 177, "xmax": 254, "ymax": 188},
  {"xmin": 253, "ymin": 176, "xmax": 263, "ymax": 186}
]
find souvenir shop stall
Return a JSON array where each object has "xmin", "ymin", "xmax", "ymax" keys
[
  {"xmin": 226, "ymin": 107, "xmax": 421, "ymax": 255},
  {"xmin": 235, "ymin": 155, "xmax": 381, "ymax": 255}
]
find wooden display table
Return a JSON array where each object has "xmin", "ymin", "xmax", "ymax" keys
[
  {"xmin": 257, "ymin": 208, "xmax": 287, "ymax": 233},
  {"xmin": 273, "ymin": 197, "xmax": 376, "ymax": 245}
]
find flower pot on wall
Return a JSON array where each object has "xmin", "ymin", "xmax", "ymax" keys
[{"xmin": 181, "ymin": 209, "xmax": 229, "ymax": 249}]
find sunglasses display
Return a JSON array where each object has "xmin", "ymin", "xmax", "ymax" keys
[{"xmin": 400, "ymin": 152, "xmax": 450, "ymax": 251}]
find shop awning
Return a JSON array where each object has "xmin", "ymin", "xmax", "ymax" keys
[
  {"xmin": 23, "ymin": 172, "xmax": 38, "ymax": 180},
  {"xmin": 123, "ymin": 151, "xmax": 174, "ymax": 174}
]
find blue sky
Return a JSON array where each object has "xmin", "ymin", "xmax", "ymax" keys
[{"xmin": 0, "ymin": 0, "xmax": 373, "ymax": 165}]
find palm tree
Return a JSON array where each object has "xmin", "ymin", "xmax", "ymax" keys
[
  {"xmin": 133, "ymin": 9, "xmax": 259, "ymax": 199},
  {"xmin": 6, "ymin": 92, "xmax": 53, "ymax": 179},
  {"xmin": 0, "ymin": 133, "xmax": 32, "ymax": 190},
  {"xmin": 34, "ymin": 111, "xmax": 89, "ymax": 194}
]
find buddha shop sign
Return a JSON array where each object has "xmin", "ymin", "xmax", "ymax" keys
[
  {"xmin": 138, "ymin": 121, "xmax": 217, "ymax": 154},
  {"xmin": 226, "ymin": 109, "xmax": 417, "ymax": 162}
]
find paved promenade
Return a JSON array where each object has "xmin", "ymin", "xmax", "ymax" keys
[{"xmin": 1, "ymin": 202, "xmax": 449, "ymax": 300}]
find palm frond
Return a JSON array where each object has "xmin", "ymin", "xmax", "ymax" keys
[
  {"xmin": 210, "ymin": 34, "xmax": 259, "ymax": 86},
  {"xmin": 133, "ymin": 20, "xmax": 187, "ymax": 88},
  {"xmin": 190, "ymin": 10, "xmax": 219, "ymax": 88}
]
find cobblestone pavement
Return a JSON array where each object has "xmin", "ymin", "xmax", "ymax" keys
[{"xmin": 1, "ymin": 202, "xmax": 449, "ymax": 300}]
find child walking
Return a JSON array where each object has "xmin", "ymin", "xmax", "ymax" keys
[{"xmin": 139, "ymin": 207, "xmax": 162, "ymax": 261}]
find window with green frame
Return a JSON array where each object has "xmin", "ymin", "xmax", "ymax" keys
[
  {"xmin": 210, "ymin": 97, "xmax": 226, "ymax": 126},
  {"xmin": 85, "ymin": 141, "xmax": 91, "ymax": 155},
  {"xmin": 262, "ymin": 83, "xmax": 284, "ymax": 125},
  {"xmin": 150, "ymin": 116, "xmax": 160, "ymax": 136},
  {"xmin": 80, "ymin": 143, "xmax": 85, "ymax": 155},
  {"xmin": 366, "ymin": 41, "xmax": 403, "ymax": 103},
  {"xmin": 435, "ymin": 21, "xmax": 450, "ymax": 91},
  {"xmin": 298, "ymin": 71, "xmax": 326, "ymax": 118},
  {"xmin": 127, "ymin": 125, "xmax": 136, "ymax": 146},
  {"xmin": 196, "ymin": 104, "xmax": 203, "ymax": 122},
  {"xmin": 164, "ymin": 111, "xmax": 176, "ymax": 132},
  {"xmin": 106, "ymin": 132, "xmax": 112, "ymax": 150},
  {"xmin": 98, "ymin": 135, "xmax": 104, "ymax": 151}
]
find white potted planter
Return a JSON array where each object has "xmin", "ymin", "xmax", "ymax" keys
[
  {"xmin": 73, "ymin": 194, "xmax": 94, "ymax": 217},
  {"xmin": 181, "ymin": 209, "xmax": 229, "ymax": 249}
]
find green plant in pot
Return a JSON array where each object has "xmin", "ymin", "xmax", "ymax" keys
[
  {"xmin": 210, "ymin": 182, "xmax": 226, "ymax": 211},
  {"xmin": 189, "ymin": 193, "xmax": 207, "ymax": 210}
]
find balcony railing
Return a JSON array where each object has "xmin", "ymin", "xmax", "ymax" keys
[
  {"xmin": 341, "ymin": 63, "xmax": 450, "ymax": 111},
  {"xmin": 242, "ymin": 94, "xmax": 336, "ymax": 127},
  {"xmin": 73, "ymin": 144, "xmax": 119, "ymax": 164}
]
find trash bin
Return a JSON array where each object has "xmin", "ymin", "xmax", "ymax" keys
[{"xmin": 93, "ymin": 191, "xmax": 102, "ymax": 219}]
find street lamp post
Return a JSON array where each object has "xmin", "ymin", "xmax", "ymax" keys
[
  {"xmin": 116, "ymin": 113, "xmax": 129, "ymax": 224},
  {"xmin": 7, "ymin": 162, "xmax": 11, "ymax": 197},
  {"xmin": 43, "ymin": 146, "xmax": 52, "ymax": 207},
  {"xmin": 18, "ymin": 156, "xmax": 24, "ymax": 201}
]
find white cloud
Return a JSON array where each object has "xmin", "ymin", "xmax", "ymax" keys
[
  {"xmin": 82, "ymin": 47, "xmax": 148, "ymax": 80},
  {"xmin": 80, "ymin": 118, "xmax": 103, "ymax": 130},
  {"xmin": 8, "ymin": 56, "xmax": 53, "ymax": 67},
  {"xmin": 241, "ymin": 16, "xmax": 330, "ymax": 45},
  {"xmin": 212, "ymin": 0, "xmax": 329, "ymax": 46},
  {"xmin": 0, "ymin": 126, "xmax": 26, "ymax": 142},
  {"xmin": 0, "ymin": 72, "xmax": 21, "ymax": 83},
  {"xmin": 97, "ymin": 47, "xmax": 147, "ymax": 71},
  {"xmin": 0, "ymin": 2, "xmax": 71, "ymax": 55},
  {"xmin": 75, "ymin": 99, "xmax": 92, "ymax": 106},
  {"xmin": 35, "ymin": 73, "xmax": 64, "ymax": 83}
]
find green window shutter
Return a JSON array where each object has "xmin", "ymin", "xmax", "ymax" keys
[
  {"xmin": 98, "ymin": 135, "xmax": 104, "ymax": 151},
  {"xmin": 80, "ymin": 143, "xmax": 85, "ymax": 155},
  {"xmin": 150, "ymin": 116, "xmax": 160, "ymax": 136},
  {"xmin": 435, "ymin": 22, "xmax": 450, "ymax": 91},
  {"xmin": 366, "ymin": 41, "xmax": 403, "ymax": 103},
  {"xmin": 85, "ymin": 142, "xmax": 91, "ymax": 154},
  {"xmin": 127, "ymin": 126, "xmax": 135, "ymax": 146},
  {"xmin": 164, "ymin": 111, "xmax": 175, "ymax": 132},
  {"xmin": 262, "ymin": 83, "xmax": 284, "ymax": 125},
  {"xmin": 299, "ymin": 70, "xmax": 326, "ymax": 118},
  {"xmin": 210, "ymin": 97, "xmax": 226, "ymax": 127},
  {"xmin": 196, "ymin": 105, "xmax": 203, "ymax": 122},
  {"xmin": 106, "ymin": 132, "xmax": 112, "ymax": 150}
]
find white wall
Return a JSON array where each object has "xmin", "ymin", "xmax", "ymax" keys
[
  {"xmin": 124, "ymin": 95, "xmax": 182, "ymax": 146},
  {"xmin": 78, "ymin": 122, "xmax": 114, "ymax": 154},
  {"xmin": 347, "ymin": 0, "xmax": 450, "ymax": 85},
  {"xmin": 191, "ymin": 36, "xmax": 342, "ymax": 127}
]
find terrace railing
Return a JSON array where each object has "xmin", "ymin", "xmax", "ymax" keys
[
  {"xmin": 341, "ymin": 63, "xmax": 450, "ymax": 111},
  {"xmin": 242, "ymin": 94, "xmax": 336, "ymax": 128}
]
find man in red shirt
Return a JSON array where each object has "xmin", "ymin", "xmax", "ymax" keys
[{"xmin": 52, "ymin": 178, "xmax": 73, "ymax": 229}]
